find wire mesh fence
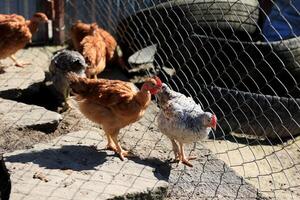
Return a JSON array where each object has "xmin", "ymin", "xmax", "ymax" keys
[{"xmin": 1, "ymin": 0, "xmax": 300, "ymax": 199}]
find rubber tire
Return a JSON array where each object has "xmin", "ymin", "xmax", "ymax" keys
[
  {"xmin": 117, "ymin": 0, "xmax": 259, "ymax": 60},
  {"xmin": 156, "ymin": 34, "xmax": 300, "ymax": 99},
  {"xmin": 159, "ymin": 0, "xmax": 260, "ymax": 35},
  {"xmin": 270, "ymin": 36, "xmax": 300, "ymax": 70},
  {"xmin": 197, "ymin": 85, "xmax": 300, "ymax": 140}
]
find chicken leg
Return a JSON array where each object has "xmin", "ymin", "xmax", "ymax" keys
[
  {"xmin": 169, "ymin": 138, "xmax": 180, "ymax": 161},
  {"xmin": 105, "ymin": 133, "xmax": 117, "ymax": 152},
  {"xmin": 111, "ymin": 132, "xmax": 129, "ymax": 161},
  {"xmin": 178, "ymin": 142, "xmax": 197, "ymax": 167},
  {"xmin": 10, "ymin": 55, "xmax": 31, "ymax": 67}
]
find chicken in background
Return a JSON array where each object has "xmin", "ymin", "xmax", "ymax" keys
[
  {"xmin": 80, "ymin": 24, "xmax": 107, "ymax": 79},
  {"xmin": 0, "ymin": 12, "xmax": 48, "ymax": 67},
  {"xmin": 157, "ymin": 83, "xmax": 217, "ymax": 167},
  {"xmin": 70, "ymin": 20, "xmax": 126, "ymax": 72},
  {"xmin": 48, "ymin": 50, "xmax": 87, "ymax": 111},
  {"xmin": 70, "ymin": 20, "xmax": 91, "ymax": 52},
  {"xmin": 67, "ymin": 73, "xmax": 162, "ymax": 160}
]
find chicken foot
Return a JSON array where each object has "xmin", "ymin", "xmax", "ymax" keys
[
  {"xmin": 111, "ymin": 133, "xmax": 129, "ymax": 161},
  {"xmin": 105, "ymin": 134, "xmax": 117, "ymax": 152},
  {"xmin": 178, "ymin": 142, "xmax": 197, "ymax": 167},
  {"xmin": 10, "ymin": 55, "xmax": 31, "ymax": 67}
]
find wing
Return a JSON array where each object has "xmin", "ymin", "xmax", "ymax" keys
[
  {"xmin": 68, "ymin": 74, "xmax": 136, "ymax": 107},
  {"xmin": 70, "ymin": 21, "xmax": 91, "ymax": 51},
  {"xmin": 81, "ymin": 34, "xmax": 106, "ymax": 66},
  {"xmin": 95, "ymin": 80, "xmax": 136, "ymax": 106},
  {"xmin": 0, "ymin": 14, "xmax": 25, "ymax": 23},
  {"xmin": 97, "ymin": 28, "xmax": 117, "ymax": 60}
]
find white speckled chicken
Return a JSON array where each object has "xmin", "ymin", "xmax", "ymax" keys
[
  {"xmin": 157, "ymin": 83, "xmax": 217, "ymax": 167},
  {"xmin": 48, "ymin": 50, "xmax": 87, "ymax": 109}
]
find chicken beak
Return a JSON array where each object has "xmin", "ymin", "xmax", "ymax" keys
[
  {"xmin": 156, "ymin": 86, "xmax": 162, "ymax": 92},
  {"xmin": 212, "ymin": 123, "xmax": 217, "ymax": 131}
]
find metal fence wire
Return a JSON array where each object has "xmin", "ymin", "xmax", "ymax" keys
[
  {"xmin": 2, "ymin": 0, "xmax": 300, "ymax": 199},
  {"xmin": 62, "ymin": 0, "xmax": 300, "ymax": 199}
]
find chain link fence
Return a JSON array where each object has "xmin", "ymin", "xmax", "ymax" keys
[
  {"xmin": 63, "ymin": 0, "xmax": 300, "ymax": 199},
  {"xmin": 1, "ymin": 0, "xmax": 300, "ymax": 199}
]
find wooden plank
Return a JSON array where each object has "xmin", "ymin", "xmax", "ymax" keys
[
  {"xmin": 53, "ymin": 0, "xmax": 65, "ymax": 44},
  {"xmin": 43, "ymin": 0, "xmax": 54, "ymax": 42}
]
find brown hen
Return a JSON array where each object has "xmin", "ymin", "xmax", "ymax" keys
[
  {"xmin": 67, "ymin": 73, "xmax": 162, "ymax": 160},
  {"xmin": 70, "ymin": 21, "xmax": 125, "ymax": 71},
  {"xmin": 70, "ymin": 20, "xmax": 90, "ymax": 52},
  {"xmin": 0, "ymin": 12, "xmax": 48, "ymax": 67},
  {"xmin": 80, "ymin": 24, "xmax": 107, "ymax": 79}
]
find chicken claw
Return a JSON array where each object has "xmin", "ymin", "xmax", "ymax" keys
[
  {"xmin": 111, "ymin": 134, "xmax": 131, "ymax": 161},
  {"xmin": 118, "ymin": 150, "xmax": 129, "ymax": 161},
  {"xmin": 181, "ymin": 158, "xmax": 193, "ymax": 168},
  {"xmin": 178, "ymin": 142, "xmax": 197, "ymax": 168},
  {"xmin": 10, "ymin": 55, "xmax": 31, "ymax": 67},
  {"xmin": 106, "ymin": 143, "xmax": 117, "ymax": 152},
  {"xmin": 15, "ymin": 62, "xmax": 31, "ymax": 68}
]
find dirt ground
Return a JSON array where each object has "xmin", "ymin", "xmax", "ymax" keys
[{"xmin": 0, "ymin": 46, "xmax": 299, "ymax": 200}]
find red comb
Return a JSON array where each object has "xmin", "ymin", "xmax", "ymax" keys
[{"xmin": 154, "ymin": 76, "xmax": 162, "ymax": 87}]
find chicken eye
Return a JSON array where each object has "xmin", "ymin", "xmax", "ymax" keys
[{"xmin": 149, "ymin": 82, "xmax": 155, "ymax": 87}]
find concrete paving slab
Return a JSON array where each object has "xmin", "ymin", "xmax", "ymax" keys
[
  {"xmin": 4, "ymin": 130, "xmax": 169, "ymax": 200},
  {"xmin": 117, "ymin": 104, "xmax": 269, "ymax": 200},
  {"xmin": 0, "ymin": 46, "xmax": 65, "ymax": 99},
  {"xmin": 0, "ymin": 98, "xmax": 62, "ymax": 132},
  {"xmin": 0, "ymin": 65, "xmax": 44, "ymax": 99}
]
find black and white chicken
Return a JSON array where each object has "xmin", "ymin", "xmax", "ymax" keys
[
  {"xmin": 48, "ymin": 49, "xmax": 87, "ymax": 110},
  {"xmin": 157, "ymin": 83, "xmax": 217, "ymax": 167}
]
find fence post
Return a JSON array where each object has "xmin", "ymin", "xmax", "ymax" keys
[
  {"xmin": 53, "ymin": 0, "xmax": 65, "ymax": 44},
  {"xmin": 42, "ymin": 0, "xmax": 54, "ymax": 43}
]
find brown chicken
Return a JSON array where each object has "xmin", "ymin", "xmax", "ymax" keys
[
  {"xmin": 80, "ymin": 24, "xmax": 107, "ymax": 79},
  {"xmin": 70, "ymin": 21, "xmax": 124, "ymax": 72},
  {"xmin": 67, "ymin": 73, "xmax": 162, "ymax": 160},
  {"xmin": 70, "ymin": 20, "xmax": 91, "ymax": 52},
  {"xmin": 0, "ymin": 12, "xmax": 48, "ymax": 67}
]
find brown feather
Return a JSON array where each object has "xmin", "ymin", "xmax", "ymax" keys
[
  {"xmin": 67, "ymin": 73, "xmax": 161, "ymax": 161},
  {"xmin": 97, "ymin": 28, "xmax": 117, "ymax": 60},
  {"xmin": 67, "ymin": 72, "xmax": 135, "ymax": 106},
  {"xmin": 0, "ymin": 13, "xmax": 47, "ymax": 60},
  {"xmin": 80, "ymin": 31, "xmax": 106, "ymax": 78},
  {"xmin": 70, "ymin": 21, "xmax": 118, "ymax": 62},
  {"xmin": 70, "ymin": 20, "xmax": 91, "ymax": 51}
]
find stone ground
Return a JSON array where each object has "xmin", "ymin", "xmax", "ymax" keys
[{"xmin": 0, "ymin": 46, "xmax": 280, "ymax": 199}]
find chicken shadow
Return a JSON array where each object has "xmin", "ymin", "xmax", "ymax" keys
[
  {"xmin": 128, "ymin": 156, "xmax": 171, "ymax": 181},
  {"xmin": 0, "ymin": 81, "xmax": 63, "ymax": 112},
  {"xmin": 5, "ymin": 144, "xmax": 172, "ymax": 180},
  {"xmin": 5, "ymin": 145, "xmax": 108, "ymax": 171}
]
